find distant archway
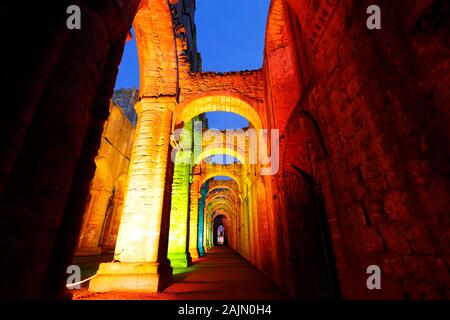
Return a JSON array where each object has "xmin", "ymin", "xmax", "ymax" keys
[
  {"xmin": 207, "ymin": 188, "xmax": 239, "ymax": 203},
  {"xmin": 194, "ymin": 146, "xmax": 246, "ymax": 165},
  {"xmin": 200, "ymin": 172, "xmax": 242, "ymax": 193},
  {"xmin": 213, "ymin": 215, "xmax": 228, "ymax": 246}
]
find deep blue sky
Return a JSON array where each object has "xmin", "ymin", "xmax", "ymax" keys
[
  {"xmin": 115, "ymin": 28, "xmax": 138, "ymax": 90},
  {"xmin": 196, "ymin": 0, "xmax": 271, "ymax": 72},
  {"xmin": 114, "ymin": 0, "xmax": 271, "ymax": 130}
]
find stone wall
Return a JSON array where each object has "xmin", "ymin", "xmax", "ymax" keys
[
  {"xmin": 265, "ymin": 0, "xmax": 450, "ymax": 299},
  {"xmin": 76, "ymin": 102, "xmax": 135, "ymax": 256},
  {"xmin": 0, "ymin": 1, "xmax": 140, "ymax": 298}
]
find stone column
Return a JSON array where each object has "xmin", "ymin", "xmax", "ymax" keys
[
  {"xmin": 207, "ymin": 205, "xmax": 214, "ymax": 250},
  {"xmin": 189, "ymin": 175, "xmax": 200, "ymax": 260},
  {"xmin": 76, "ymin": 189, "xmax": 112, "ymax": 256},
  {"xmin": 210, "ymin": 221, "xmax": 214, "ymax": 248},
  {"xmin": 89, "ymin": 97, "xmax": 175, "ymax": 292},
  {"xmin": 167, "ymin": 122, "xmax": 192, "ymax": 267},
  {"xmin": 205, "ymin": 207, "xmax": 211, "ymax": 251},
  {"xmin": 197, "ymin": 183, "xmax": 208, "ymax": 256},
  {"xmin": 203, "ymin": 209, "xmax": 211, "ymax": 252}
]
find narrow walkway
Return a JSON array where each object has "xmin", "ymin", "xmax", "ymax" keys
[{"xmin": 74, "ymin": 246, "xmax": 288, "ymax": 300}]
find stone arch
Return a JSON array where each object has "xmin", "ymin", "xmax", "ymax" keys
[
  {"xmin": 211, "ymin": 210, "xmax": 233, "ymax": 223},
  {"xmin": 280, "ymin": 107, "xmax": 340, "ymax": 299},
  {"xmin": 297, "ymin": 110, "xmax": 328, "ymax": 157},
  {"xmin": 194, "ymin": 144, "xmax": 246, "ymax": 165},
  {"xmin": 265, "ymin": 0, "xmax": 305, "ymax": 129},
  {"xmin": 173, "ymin": 94, "xmax": 263, "ymax": 132},
  {"xmin": 265, "ymin": 0, "xmax": 289, "ymax": 54},
  {"xmin": 206, "ymin": 194, "xmax": 236, "ymax": 210},
  {"xmin": 208, "ymin": 179, "xmax": 240, "ymax": 194},
  {"xmin": 200, "ymin": 173, "xmax": 242, "ymax": 193},
  {"xmin": 212, "ymin": 213, "xmax": 230, "ymax": 246},
  {"xmin": 207, "ymin": 205, "xmax": 236, "ymax": 249},
  {"xmin": 208, "ymin": 185, "xmax": 238, "ymax": 197},
  {"xmin": 281, "ymin": 108, "xmax": 328, "ymax": 176},
  {"xmin": 207, "ymin": 188, "xmax": 239, "ymax": 203},
  {"xmin": 208, "ymin": 200, "xmax": 235, "ymax": 214},
  {"xmin": 134, "ymin": 0, "xmax": 178, "ymax": 98},
  {"xmin": 208, "ymin": 205, "xmax": 235, "ymax": 230},
  {"xmin": 207, "ymin": 199, "xmax": 237, "ymax": 217}
]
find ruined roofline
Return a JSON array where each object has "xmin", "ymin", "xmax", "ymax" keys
[{"xmin": 189, "ymin": 69, "xmax": 263, "ymax": 77}]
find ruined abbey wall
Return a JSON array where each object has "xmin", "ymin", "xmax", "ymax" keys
[{"xmin": 265, "ymin": 0, "xmax": 450, "ymax": 299}]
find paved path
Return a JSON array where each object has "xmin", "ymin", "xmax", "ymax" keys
[{"xmin": 74, "ymin": 246, "xmax": 288, "ymax": 300}]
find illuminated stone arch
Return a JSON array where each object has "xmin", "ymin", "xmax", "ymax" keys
[
  {"xmin": 265, "ymin": 0, "xmax": 288, "ymax": 54},
  {"xmin": 207, "ymin": 186, "xmax": 239, "ymax": 200},
  {"xmin": 207, "ymin": 203, "xmax": 236, "ymax": 220},
  {"xmin": 208, "ymin": 185, "xmax": 237, "ymax": 193},
  {"xmin": 211, "ymin": 209, "xmax": 233, "ymax": 223},
  {"xmin": 208, "ymin": 195, "xmax": 236, "ymax": 208},
  {"xmin": 173, "ymin": 94, "xmax": 263, "ymax": 132},
  {"xmin": 265, "ymin": 0, "xmax": 305, "ymax": 129},
  {"xmin": 211, "ymin": 211, "xmax": 232, "ymax": 247},
  {"xmin": 210, "ymin": 209, "xmax": 233, "ymax": 242},
  {"xmin": 207, "ymin": 188, "xmax": 239, "ymax": 204},
  {"xmin": 281, "ymin": 108, "xmax": 328, "ymax": 176},
  {"xmin": 206, "ymin": 187, "xmax": 239, "ymax": 200},
  {"xmin": 194, "ymin": 144, "xmax": 246, "ymax": 165},
  {"xmin": 200, "ymin": 173, "xmax": 242, "ymax": 194},
  {"xmin": 206, "ymin": 194, "xmax": 237, "ymax": 211},
  {"xmin": 208, "ymin": 179, "xmax": 241, "ymax": 198},
  {"xmin": 208, "ymin": 201, "xmax": 235, "ymax": 218},
  {"xmin": 208, "ymin": 197, "xmax": 235, "ymax": 209},
  {"xmin": 134, "ymin": 0, "xmax": 178, "ymax": 97}
]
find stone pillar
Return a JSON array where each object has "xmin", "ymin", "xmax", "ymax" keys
[
  {"xmin": 189, "ymin": 175, "xmax": 200, "ymax": 260},
  {"xmin": 168, "ymin": 123, "xmax": 192, "ymax": 268},
  {"xmin": 76, "ymin": 189, "xmax": 112, "ymax": 256},
  {"xmin": 206, "ymin": 219, "xmax": 211, "ymax": 250},
  {"xmin": 89, "ymin": 97, "xmax": 175, "ymax": 292},
  {"xmin": 197, "ymin": 182, "xmax": 208, "ymax": 256},
  {"xmin": 210, "ymin": 221, "xmax": 214, "ymax": 248},
  {"xmin": 205, "ymin": 207, "xmax": 211, "ymax": 251},
  {"xmin": 202, "ymin": 206, "xmax": 211, "ymax": 252}
]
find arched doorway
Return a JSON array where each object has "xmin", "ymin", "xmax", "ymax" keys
[
  {"xmin": 283, "ymin": 166, "xmax": 339, "ymax": 299},
  {"xmin": 213, "ymin": 215, "xmax": 228, "ymax": 246},
  {"xmin": 281, "ymin": 110, "xmax": 340, "ymax": 299},
  {"xmin": 217, "ymin": 225, "xmax": 225, "ymax": 245}
]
